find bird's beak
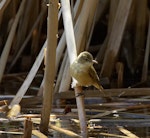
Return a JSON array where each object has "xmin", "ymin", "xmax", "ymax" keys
[{"xmin": 92, "ymin": 60, "xmax": 98, "ymax": 64}]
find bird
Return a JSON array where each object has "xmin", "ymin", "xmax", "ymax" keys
[{"xmin": 70, "ymin": 51, "xmax": 103, "ymax": 91}]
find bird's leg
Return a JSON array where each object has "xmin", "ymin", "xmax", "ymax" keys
[
  {"xmin": 75, "ymin": 91, "xmax": 85, "ymax": 97},
  {"xmin": 71, "ymin": 79, "xmax": 85, "ymax": 97}
]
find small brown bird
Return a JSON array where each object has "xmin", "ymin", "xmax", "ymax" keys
[{"xmin": 70, "ymin": 51, "xmax": 103, "ymax": 91}]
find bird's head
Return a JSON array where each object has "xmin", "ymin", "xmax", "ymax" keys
[{"xmin": 77, "ymin": 51, "xmax": 98, "ymax": 65}]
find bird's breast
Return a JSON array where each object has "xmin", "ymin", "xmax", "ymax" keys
[{"xmin": 70, "ymin": 62, "xmax": 93, "ymax": 86}]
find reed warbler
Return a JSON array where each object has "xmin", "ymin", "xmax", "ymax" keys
[{"xmin": 70, "ymin": 51, "xmax": 103, "ymax": 91}]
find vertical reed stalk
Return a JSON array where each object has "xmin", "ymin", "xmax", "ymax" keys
[{"xmin": 40, "ymin": 0, "xmax": 58, "ymax": 134}]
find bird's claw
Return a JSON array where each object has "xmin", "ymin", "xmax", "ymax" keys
[{"xmin": 75, "ymin": 92, "xmax": 85, "ymax": 97}]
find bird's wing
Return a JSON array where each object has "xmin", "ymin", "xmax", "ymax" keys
[
  {"xmin": 89, "ymin": 66, "xmax": 100, "ymax": 83},
  {"xmin": 89, "ymin": 66, "xmax": 103, "ymax": 90}
]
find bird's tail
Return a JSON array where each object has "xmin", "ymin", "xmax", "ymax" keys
[
  {"xmin": 94, "ymin": 83, "xmax": 105, "ymax": 96},
  {"xmin": 98, "ymin": 85, "xmax": 104, "ymax": 92},
  {"xmin": 94, "ymin": 83, "xmax": 103, "ymax": 91}
]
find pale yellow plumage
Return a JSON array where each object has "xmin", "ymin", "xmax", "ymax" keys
[{"xmin": 70, "ymin": 51, "xmax": 103, "ymax": 91}]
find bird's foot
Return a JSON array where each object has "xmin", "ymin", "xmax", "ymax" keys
[{"xmin": 75, "ymin": 92, "xmax": 85, "ymax": 97}]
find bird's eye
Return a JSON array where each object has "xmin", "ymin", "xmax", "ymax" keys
[
  {"xmin": 85, "ymin": 58, "xmax": 88, "ymax": 61},
  {"xmin": 85, "ymin": 57, "xmax": 90, "ymax": 62},
  {"xmin": 83, "ymin": 56, "xmax": 88, "ymax": 61}
]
